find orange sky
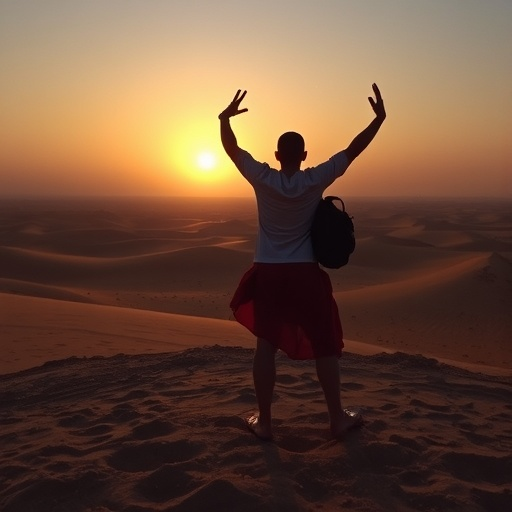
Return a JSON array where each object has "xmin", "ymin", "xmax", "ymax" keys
[{"xmin": 1, "ymin": 1, "xmax": 511, "ymax": 198}]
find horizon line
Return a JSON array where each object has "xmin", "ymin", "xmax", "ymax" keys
[{"xmin": 1, "ymin": 194, "xmax": 512, "ymax": 202}]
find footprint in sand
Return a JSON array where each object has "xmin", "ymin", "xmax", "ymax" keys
[
  {"xmin": 107, "ymin": 439, "xmax": 204, "ymax": 472},
  {"xmin": 131, "ymin": 419, "xmax": 176, "ymax": 440},
  {"xmin": 137, "ymin": 465, "xmax": 200, "ymax": 502}
]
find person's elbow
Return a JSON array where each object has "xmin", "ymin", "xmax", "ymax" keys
[{"xmin": 343, "ymin": 146, "xmax": 360, "ymax": 164}]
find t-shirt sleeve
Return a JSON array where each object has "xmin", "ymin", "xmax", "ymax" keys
[
  {"xmin": 234, "ymin": 149, "xmax": 271, "ymax": 185},
  {"xmin": 306, "ymin": 151, "xmax": 350, "ymax": 188},
  {"xmin": 330, "ymin": 151, "xmax": 350, "ymax": 177}
]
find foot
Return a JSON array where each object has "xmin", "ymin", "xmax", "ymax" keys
[
  {"xmin": 331, "ymin": 408, "xmax": 364, "ymax": 440},
  {"xmin": 244, "ymin": 414, "xmax": 273, "ymax": 441}
]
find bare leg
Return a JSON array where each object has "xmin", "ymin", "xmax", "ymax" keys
[
  {"xmin": 315, "ymin": 356, "xmax": 362, "ymax": 438},
  {"xmin": 246, "ymin": 337, "xmax": 276, "ymax": 440}
]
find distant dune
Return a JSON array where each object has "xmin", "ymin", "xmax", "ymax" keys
[{"xmin": 1, "ymin": 196, "xmax": 511, "ymax": 368}]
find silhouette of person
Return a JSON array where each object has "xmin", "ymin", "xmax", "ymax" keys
[{"xmin": 219, "ymin": 85, "xmax": 386, "ymax": 440}]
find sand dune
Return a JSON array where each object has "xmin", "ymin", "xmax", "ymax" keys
[
  {"xmin": 0, "ymin": 245, "xmax": 252, "ymax": 291},
  {"xmin": 0, "ymin": 292, "xmax": 254, "ymax": 375},
  {"xmin": 1, "ymin": 292, "xmax": 395, "ymax": 376},
  {"xmin": 346, "ymin": 236, "xmax": 472, "ymax": 274},
  {"xmin": 1, "ymin": 346, "xmax": 511, "ymax": 512},
  {"xmin": 337, "ymin": 251, "xmax": 512, "ymax": 368},
  {"xmin": 182, "ymin": 218, "xmax": 257, "ymax": 236},
  {"xmin": 1, "ymin": 196, "xmax": 511, "ymax": 511},
  {"xmin": 0, "ymin": 279, "xmax": 97, "ymax": 305},
  {"xmin": 3, "ymin": 223, "xmax": 256, "ymax": 258},
  {"xmin": 1, "ymin": 196, "xmax": 511, "ymax": 367},
  {"xmin": 387, "ymin": 227, "xmax": 512, "ymax": 252}
]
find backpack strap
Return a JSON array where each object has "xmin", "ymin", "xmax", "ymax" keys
[{"xmin": 324, "ymin": 196, "xmax": 346, "ymax": 212}]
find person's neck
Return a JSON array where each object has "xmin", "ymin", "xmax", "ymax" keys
[{"xmin": 280, "ymin": 165, "xmax": 301, "ymax": 178}]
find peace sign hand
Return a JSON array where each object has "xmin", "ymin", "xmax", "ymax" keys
[{"xmin": 219, "ymin": 90, "xmax": 248, "ymax": 120}]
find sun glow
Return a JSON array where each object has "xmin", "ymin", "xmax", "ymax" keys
[
  {"xmin": 160, "ymin": 118, "xmax": 246, "ymax": 193},
  {"xmin": 197, "ymin": 151, "xmax": 216, "ymax": 171}
]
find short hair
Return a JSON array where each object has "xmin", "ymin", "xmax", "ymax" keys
[{"xmin": 277, "ymin": 132, "xmax": 305, "ymax": 163}]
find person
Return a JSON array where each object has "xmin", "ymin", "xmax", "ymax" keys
[{"xmin": 218, "ymin": 85, "xmax": 386, "ymax": 440}]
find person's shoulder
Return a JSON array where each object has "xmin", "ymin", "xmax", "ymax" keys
[
  {"xmin": 234, "ymin": 148, "xmax": 255, "ymax": 169},
  {"xmin": 303, "ymin": 151, "xmax": 349, "ymax": 185},
  {"xmin": 237, "ymin": 150, "xmax": 275, "ymax": 182},
  {"xmin": 304, "ymin": 151, "xmax": 348, "ymax": 170},
  {"xmin": 329, "ymin": 150, "xmax": 349, "ymax": 166},
  {"xmin": 239, "ymin": 149, "xmax": 269, "ymax": 169}
]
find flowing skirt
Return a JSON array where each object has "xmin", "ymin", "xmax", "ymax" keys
[{"xmin": 230, "ymin": 263, "xmax": 343, "ymax": 360}]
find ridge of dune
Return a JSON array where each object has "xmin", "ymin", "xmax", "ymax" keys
[
  {"xmin": 79, "ymin": 236, "xmax": 235, "ymax": 258},
  {"xmin": 0, "ymin": 278, "xmax": 97, "ymax": 304},
  {"xmin": 2, "ymin": 292, "xmax": 510, "ymax": 378},
  {"xmin": 372, "ymin": 234, "xmax": 434, "ymax": 248},
  {"xmin": 2, "ymin": 210, "xmax": 256, "ymax": 258},
  {"xmin": 0, "ymin": 244, "xmax": 252, "ymax": 290},
  {"xmin": 337, "ymin": 251, "xmax": 512, "ymax": 369},
  {"xmin": 389, "ymin": 227, "xmax": 512, "ymax": 252},
  {"xmin": 0, "ymin": 292, "xmax": 395, "ymax": 376},
  {"xmin": 348, "ymin": 236, "xmax": 475, "ymax": 274},
  {"xmin": 181, "ymin": 218, "xmax": 257, "ymax": 234},
  {"xmin": 20, "ymin": 231, "xmax": 248, "ymax": 257},
  {"xmin": 343, "ymin": 252, "xmax": 491, "ymax": 296},
  {"xmin": 0, "ymin": 292, "xmax": 254, "ymax": 375}
]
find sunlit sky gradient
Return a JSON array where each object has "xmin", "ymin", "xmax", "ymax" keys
[{"xmin": 1, "ymin": 0, "xmax": 511, "ymax": 197}]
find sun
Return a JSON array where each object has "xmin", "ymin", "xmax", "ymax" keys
[{"xmin": 196, "ymin": 151, "xmax": 217, "ymax": 171}]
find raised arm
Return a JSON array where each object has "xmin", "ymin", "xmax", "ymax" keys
[
  {"xmin": 218, "ymin": 90, "xmax": 248, "ymax": 162},
  {"xmin": 344, "ymin": 84, "xmax": 386, "ymax": 164}
]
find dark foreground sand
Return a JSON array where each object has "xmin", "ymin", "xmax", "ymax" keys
[
  {"xmin": 1, "ymin": 196, "xmax": 511, "ymax": 511},
  {"xmin": 1, "ymin": 347, "xmax": 511, "ymax": 512}
]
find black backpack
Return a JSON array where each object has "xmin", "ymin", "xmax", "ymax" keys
[{"xmin": 311, "ymin": 196, "xmax": 355, "ymax": 268}]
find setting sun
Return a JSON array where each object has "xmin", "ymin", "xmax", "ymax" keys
[{"xmin": 197, "ymin": 151, "xmax": 216, "ymax": 171}]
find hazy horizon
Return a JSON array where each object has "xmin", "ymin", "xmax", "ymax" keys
[{"xmin": 2, "ymin": 193, "xmax": 511, "ymax": 203}]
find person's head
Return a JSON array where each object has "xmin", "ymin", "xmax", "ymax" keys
[{"xmin": 275, "ymin": 131, "xmax": 307, "ymax": 169}]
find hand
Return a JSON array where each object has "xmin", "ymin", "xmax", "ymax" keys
[
  {"xmin": 368, "ymin": 83, "xmax": 386, "ymax": 121},
  {"xmin": 218, "ymin": 90, "xmax": 248, "ymax": 120}
]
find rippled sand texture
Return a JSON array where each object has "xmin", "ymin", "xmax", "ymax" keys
[{"xmin": 1, "ymin": 347, "xmax": 511, "ymax": 512}]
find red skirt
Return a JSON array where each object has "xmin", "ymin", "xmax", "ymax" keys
[{"xmin": 230, "ymin": 263, "xmax": 343, "ymax": 360}]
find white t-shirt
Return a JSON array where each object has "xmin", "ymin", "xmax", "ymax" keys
[{"xmin": 235, "ymin": 149, "xmax": 350, "ymax": 263}]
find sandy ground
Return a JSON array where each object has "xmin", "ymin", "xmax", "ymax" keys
[{"xmin": 1, "ymin": 196, "xmax": 511, "ymax": 511}]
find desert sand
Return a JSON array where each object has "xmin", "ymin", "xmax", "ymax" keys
[{"xmin": 1, "ymin": 196, "xmax": 511, "ymax": 511}]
